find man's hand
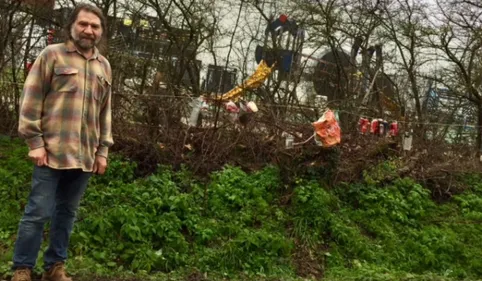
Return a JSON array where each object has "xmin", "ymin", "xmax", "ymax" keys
[
  {"xmin": 93, "ymin": 156, "xmax": 108, "ymax": 175},
  {"xmin": 29, "ymin": 147, "xmax": 48, "ymax": 166}
]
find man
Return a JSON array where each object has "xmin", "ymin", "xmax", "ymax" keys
[{"xmin": 11, "ymin": 4, "xmax": 113, "ymax": 281}]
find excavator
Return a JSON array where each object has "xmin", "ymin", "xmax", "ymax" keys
[{"xmin": 212, "ymin": 14, "xmax": 304, "ymax": 102}]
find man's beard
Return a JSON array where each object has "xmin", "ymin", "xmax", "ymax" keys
[{"xmin": 71, "ymin": 30, "xmax": 100, "ymax": 51}]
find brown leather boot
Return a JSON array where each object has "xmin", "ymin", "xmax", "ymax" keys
[
  {"xmin": 11, "ymin": 268, "xmax": 31, "ymax": 281},
  {"xmin": 41, "ymin": 262, "xmax": 72, "ymax": 281}
]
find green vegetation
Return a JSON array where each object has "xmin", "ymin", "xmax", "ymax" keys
[{"xmin": 1, "ymin": 136, "xmax": 481, "ymax": 280}]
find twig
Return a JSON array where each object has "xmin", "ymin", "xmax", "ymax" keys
[{"xmin": 293, "ymin": 133, "xmax": 315, "ymax": 146}]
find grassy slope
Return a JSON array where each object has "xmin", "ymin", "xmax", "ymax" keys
[{"xmin": 1, "ymin": 136, "xmax": 481, "ymax": 281}]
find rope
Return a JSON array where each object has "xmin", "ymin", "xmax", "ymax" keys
[{"xmin": 1, "ymin": 80, "xmax": 479, "ymax": 128}]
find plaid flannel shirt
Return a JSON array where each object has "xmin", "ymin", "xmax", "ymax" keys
[{"xmin": 18, "ymin": 41, "xmax": 114, "ymax": 172}]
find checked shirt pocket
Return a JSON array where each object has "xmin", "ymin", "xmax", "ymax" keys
[
  {"xmin": 94, "ymin": 75, "xmax": 111, "ymax": 101},
  {"xmin": 53, "ymin": 67, "xmax": 79, "ymax": 93}
]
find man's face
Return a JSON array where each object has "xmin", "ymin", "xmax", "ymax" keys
[{"xmin": 71, "ymin": 10, "xmax": 102, "ymax": 51}]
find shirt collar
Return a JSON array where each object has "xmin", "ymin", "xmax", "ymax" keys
[{"xmin": 65, "ymin": 40, "xmax": 100, "ymax": 61}]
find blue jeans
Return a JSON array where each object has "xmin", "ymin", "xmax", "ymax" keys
[{"xmin": 12, "ymin": 166, "xmax": 91, "ymax": 271}]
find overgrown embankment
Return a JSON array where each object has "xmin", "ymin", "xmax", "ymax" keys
[{"xmin": 1, "ymin": 136, "xmax": 481, "ymax": 281}]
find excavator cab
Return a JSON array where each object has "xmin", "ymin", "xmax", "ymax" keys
[{"xmin": 255, "ymin": 14, "xmax": 306, "ymax": 81}]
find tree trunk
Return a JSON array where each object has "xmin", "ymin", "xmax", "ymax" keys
[{"xmin": 477, "ymin": 102, "xmax": 482, "ymax": 157}]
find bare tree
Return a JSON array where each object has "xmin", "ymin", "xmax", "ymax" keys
[
  {"xmin": 0, "ymin": 0, "xmax": 52, "ymax": 133},
  {"xmin": 291, "ymin": 0, "xmax": 396, "ymax": 128},
  {"xmin": 425, "ymin": 0, "xmax": 482, "ymax": 155},
  {"xmin": 0, "ymin": 1, "xmax": 23, "ymax": 73},
  {"xmin": 378, "ymin": 0, "xmax": 431, "ymax": 125}
]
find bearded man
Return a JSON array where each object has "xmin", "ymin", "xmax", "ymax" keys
[{"xmin": 11, "ymin": 3, "xmax": 113, "ymax": 281}]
